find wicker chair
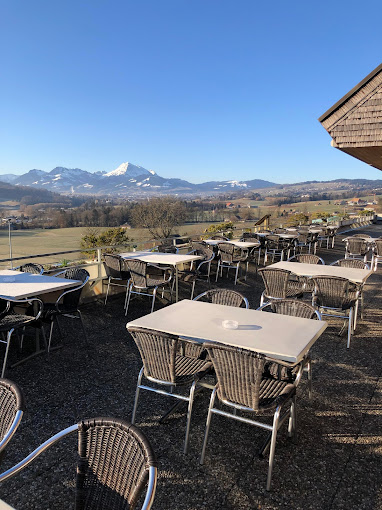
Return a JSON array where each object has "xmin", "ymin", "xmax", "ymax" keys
[
  {"xmin": 372, "ymin": 239, "xmax": 382, "ymax": 271},
  {"xmin": 257, "ymin": 299, "xmax": 322, "ymax": 398},
  {"xmin": 258, "ymin": 267, "xmax": 304, "ymax": 306},
  {"xmin": 0, "ymin": 379, "xmax": 24, "ymax": 461},
  {"xmin": 295, "ymin": 232, "xmax": 315, "ymax": 255},
  {"xmin": 0, "ymin": 417, "xmax": 157, "ymax": 510},
  {"xmin": 103, "ymin": 254, "xmax": 130, "ymax": 306},
  {"xmin": 14, "ymin": 263, "xmax": 44, "ymax": 275},
  {"xmin": 264, "ymin": 235, "xmax": 291, "ymax": 263},
  {"xmin": 344, "ymin": 238, "xmax": 369, "ymax": 262},
  {"xmin": 199, "ymin": 343, "xmax": 298, "ymax": 491},
  {"xmin": 239, "ymin": 236, "xmax": 261, "ymax": 272},
  {"xmin": 215, "ymin": 243, "xmax": 248, "ymax": 285},
  {"xmin": 40, "ymin": 268, "xmax": 90, "ymax": 353},
  {"xmin": 128, "ymin": 327, "xmax": 212, "ymax": 454},
  {"xmin": 329, "ymin": 258, "xmax": 370, "ymax": 327},
  {"xmin": 124, "ymin": 259, "xmax": 173, "ymax": 316},
  {"xmin": 176, "ymin": 246, "xmax": 214, "ymax": 299},
  {"xmin": 0, "ymin": 297, "xmax": 43, "ymax": 378},
  {"xmin": 312, "ymin": 276, "xmax": 357, "ymax": 348}
]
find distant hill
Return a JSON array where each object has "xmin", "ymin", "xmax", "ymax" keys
[{"xmin": 0, "ymin": 181, "xmax": 82, "ymax": 206}]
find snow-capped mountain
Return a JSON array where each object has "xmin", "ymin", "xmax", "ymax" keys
[
  {"xmin": 1, "ymin": 162, "xmax": 275, "ymax": 196},
  {"xmin": 104, "ymin": 162, "xmax": 156, "ymax": 178}
]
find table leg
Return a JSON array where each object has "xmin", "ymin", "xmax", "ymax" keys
[{"xmin": 175, "ymin": 265, "xmax": 179, "ymax": 302}]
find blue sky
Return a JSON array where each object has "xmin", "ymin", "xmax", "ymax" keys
[{"xmin": 1, "ymin": 0, "xmax": 382, "ymax": 184}]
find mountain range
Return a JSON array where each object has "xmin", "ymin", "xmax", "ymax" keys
[{"xmin": 0, "ymin": 162, "xmax": 275, "ymax": 196}]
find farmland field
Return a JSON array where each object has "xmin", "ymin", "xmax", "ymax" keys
[{"xmin": 0, "ymin": 222, "xmax": 254, "ymax": 268}]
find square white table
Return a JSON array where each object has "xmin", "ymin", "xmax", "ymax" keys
[
  {"xmin": 0, "ymin": 270, "xmax": 82, "ymax": 300},
  {"xmin": 126, "ymin": 299, "xmax": 327, "ymax": 363},
  {"xmin": 268, "ymin": 261, "xmax": 373, "ymax": 284},
  {"xmin": 120, "ymin": 251, "xmax": 202, "ymax": 302}
]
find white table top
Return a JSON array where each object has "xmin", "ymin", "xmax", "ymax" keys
[
  {"xmin": 204, "ymin": 239, "xmax": 260, "ymax": 248},
  {"xmin": 126, "ymin": 299, "xmax": 327, "ymax": 363},
  {"xmin": 0, "ymin": 499, "xmax": 15, "ymax": 510},
  {"xmin": 120, "ymin": 251, "xmax": 202, "ymax": 266},
  {"xmin": 0, "ymin": 270, "xmax": 82, "ymax": 300},
  {"xmin": 268, "ymin": 261, "xmax": 373, "ymax": 284}
]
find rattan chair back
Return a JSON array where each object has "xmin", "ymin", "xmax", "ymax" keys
[
  {"xmin": 129, "ymin": 327, "xmax": 178, "ymax": 384},
  {"xmin": 210, "ymin": 235, "xmax": 229, "ymax": 241},
  {"xmin": 332, "ymin": 258, "xmax": 369, "ymax": 269},
  {"xmin": 193, "ymin": 289, "xmax": 249, "ymax": 308},
  {"xmin": 104, "ymin": 254, "xmax": 129, "ymax": 280},
  {"xmin": 346, "ymin": 238, "xmax": 369, "ymax": 256},
  {"xmin": 60, "ymin": 268, "xmax": 90, "ymax": 310},
  {"xmin": 258, "ymin": 268, "xmax": 290, "ymax": 299},
  {"xmin": 374, "ymin": 239, "xmax": 382, "ymax": 256},
  {"xmin": 312, "ymin": 276, "xmax": 351, "ymax": 309},
  {"xmin": 260, "ymin": 299, "xmax": 319, "ymax": 319},
  {"xmin": 265, "ymin": 235, "xmax": 280, "ymax": 250},
  {"xmin": 16, "ymin": 263, "xmax": 44, "ymax": 275},
  {"xmin": 218, "ymin": 242, "xmax": 235, "ymax": 264},
  {"xmin": 204, "ymin": 343, "xmax": 265, "ymax": 411},
  {"xmin": 76, "ymin": 418, "xmax": 156, "ymax": 510},
  {"xmin": 125, "ymin": 259, "xmax": 149, "ymax": 289},
  {"xmin": 156, "ymin": 245, "xmax": 178, "ymax": 254},
  {"xmin": 0, "ymin": 379, "xmax": 24, "ymax": 458},
  {"xmin": 289, "ymin": 254, "xmax": 324, "ymax": 264}
]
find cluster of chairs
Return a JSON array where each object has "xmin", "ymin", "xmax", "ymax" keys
[
  {"xmin": 344, "ymin": 234, "xmax": 382, "ymax": 271},
  {"xmin": 258, "ymin": 252, "xmax": 369, "ymax": 349},
  {"xmin": 0, "ymin": 264, "xmax": 89, "ymax": 378},
  {"xmin": 128, "ymin": 288, "xmax": 322, "ymax": 491},
  {"xmin": 0, "ymin": 378, "xmax": 157, "ymax": 509}
]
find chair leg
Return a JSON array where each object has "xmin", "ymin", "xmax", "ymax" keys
[
  {"xmin": 347, "ymin": 308, "xmax": 353, "ymax": 349},
  {"xmin": 132, "ymin": 367, "xmax": 144, "ymax": 424},
  {"xmin": 1, "ymin": 329, "xmax": 14, "ymax": 378},
  {"xmin": 215, "ymin": 261, "xmax": 220, "ymax": 282},
  {"xmin": 78, "ymin": 311, "xmax": 88, "ymax": 344},
  {"xmin": 151, "ymin": 288, "xmax": 157, "ymax": 313},
  {"xmin": 200, "ymin": 387, "xmax": 217, "ymax": 465},
  {"xmin": 104, "ymin": 277, "xmax": 111, "ymax": 305},
  {"xmin": 190, "ymin": 280, "xmax": 196, "ymax": 300},
  {"xmin": 307, "ymin": 360, "xmax": 312, "ymax": 399},
  {"xmin": 234, "ymin": 264, "xmax": 239, "ymax": 285},
  {"xmin": 125, "ymin": 283, "xmax": 133, "ymax": 317},
  {"xmin": 184, "ymin": 380, "xmax": 197, "ymax": 454},
  {"xmin": 47, "ymin": 319, "xmax": 55, "ymax": 353},
  {"xmin": 288, "ymin": 395, "xmax": 297, "ymax": 443},
  {"xmin": 266, "ymin": 406, "xmax": 281, "ymax": 491}
]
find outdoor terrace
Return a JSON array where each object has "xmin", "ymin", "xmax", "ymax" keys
[{"xmin": 0, "ymin": 224, "xmax": 381, "ymax": 509}]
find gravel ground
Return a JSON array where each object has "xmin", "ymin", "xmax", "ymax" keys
[{"xmin": 1, "ymin": 223, "xmax": 381, "ymax": 510}]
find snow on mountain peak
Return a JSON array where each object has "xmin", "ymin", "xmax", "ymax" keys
[{"xmin": 104, "ymin": 162, "xmax": 156, "ymax": 178}]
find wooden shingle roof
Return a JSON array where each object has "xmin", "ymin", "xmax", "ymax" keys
[{"xmin": 318, "ymin": 63, "xmax": 382, "ymax": 170}]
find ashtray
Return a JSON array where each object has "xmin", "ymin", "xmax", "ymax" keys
[{"xmin": 222, "ymin": 320, "xmax": 239, "ymax": 330}]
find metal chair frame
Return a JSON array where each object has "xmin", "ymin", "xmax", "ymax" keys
[
  {"xmin": 264, "ymin": 235, "xmax": 291, "ymax": 263},
  {"xmin": 344, "ymin": 238, "xmax": 369, "ymax": 263},
  {"xmin": 372, "ymin": 239, "xmax": 382, "ymax": 271},
  {"xmin": 258, "ymin": 267, "xmax": 304, "ymax": 306},
  {"xmin": 178, "ymin": 248, "xmax": 214, "ymax": 300},
  {"xmin": 0, "ymin": 419, "xmax": 157, "ymax": 510}
]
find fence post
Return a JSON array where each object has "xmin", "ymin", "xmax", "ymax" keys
[{"xmin": 97, "ymin": 248, "xmax": 102, "ymax": 279}]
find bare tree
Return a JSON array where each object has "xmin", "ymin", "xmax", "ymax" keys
[{"xmin": 131, "ymin": 196, "xmax": 186, "ymax": 239}]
